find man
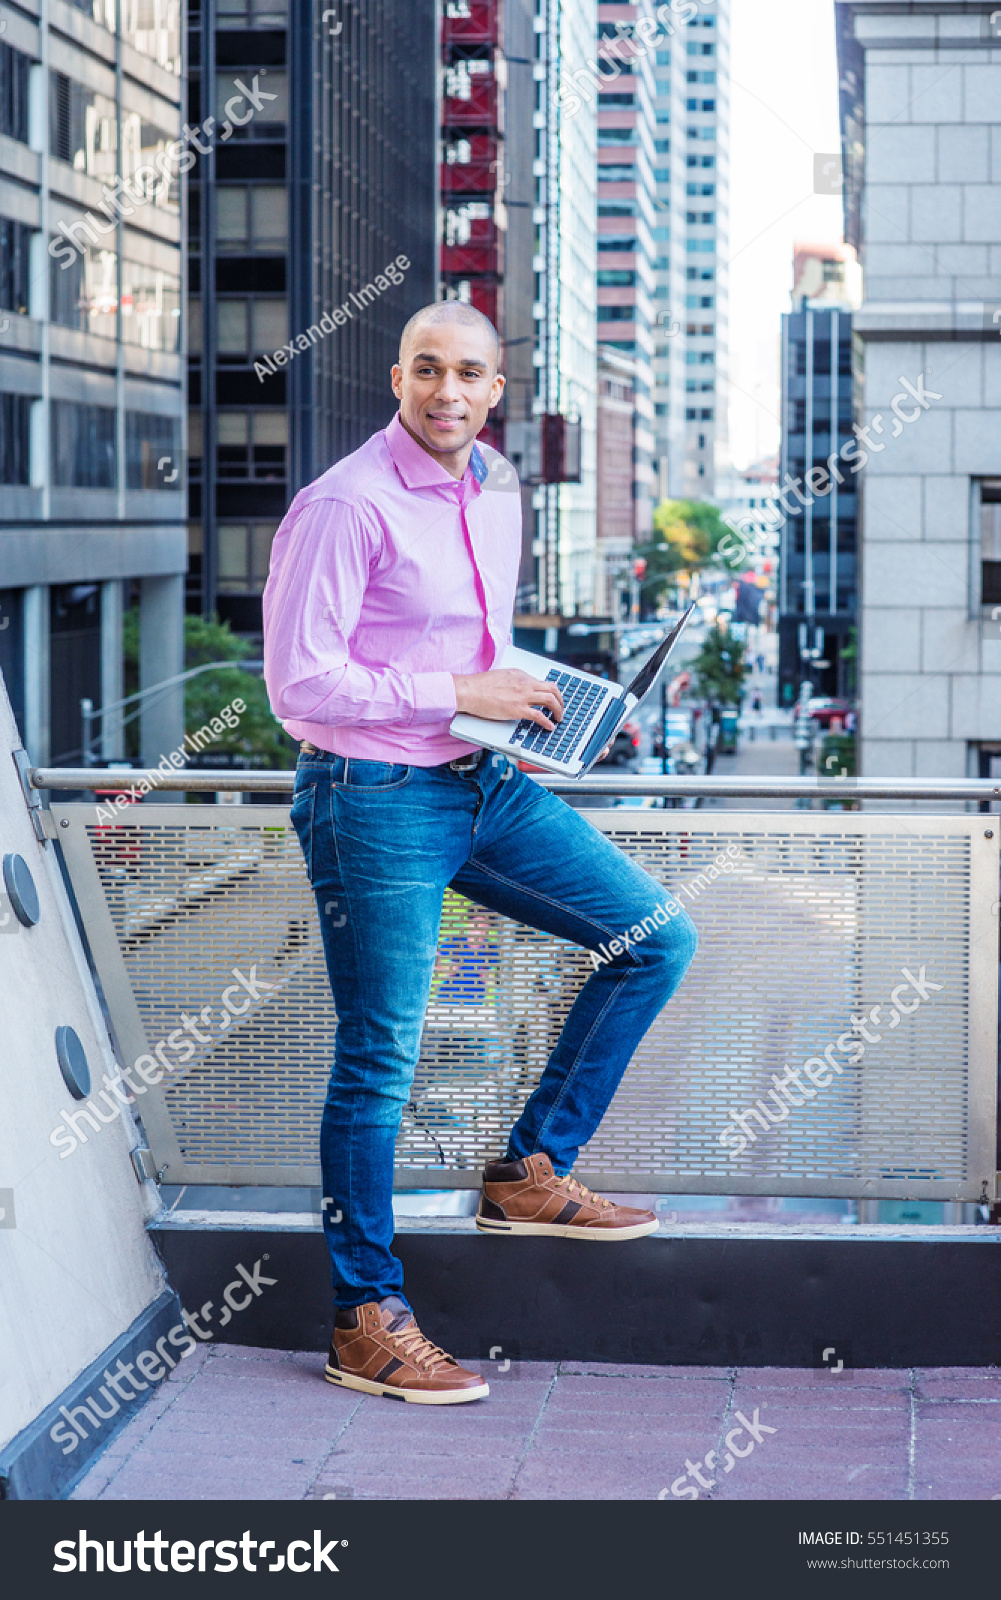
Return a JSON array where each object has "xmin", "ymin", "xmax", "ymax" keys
[{"xmin": 263, "ymin": 302, "xmax": 698, "ymax": 1405}]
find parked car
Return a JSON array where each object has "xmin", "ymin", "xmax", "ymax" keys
[{"xmin": 793, "ymin": 696, "xmax": 855, "ymax": 729}]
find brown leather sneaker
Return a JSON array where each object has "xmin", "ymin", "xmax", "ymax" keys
[
  {"xmin": 476, "ymin": 1153, "xmax": 659, "ymax": 1240},
  {"xmin": 325, "ymin": 1297, "xmax": 489, "ymax": 1405}
]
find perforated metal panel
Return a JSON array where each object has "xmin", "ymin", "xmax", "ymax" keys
[{"xmin": 55, "ymin": 806, "xmax": 998, "ymax": 1197}]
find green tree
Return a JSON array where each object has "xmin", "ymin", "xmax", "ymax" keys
[
  {"xmin": 690, "ymin": 622, "xmax": 747, "ymax": 709},
  {"xmin": 634, "ymin": 498, "xmax": 733, "ymax": 612},
  {"xmin": 123, "ymin": 609, "xmax": 296, "ymax": 767}
]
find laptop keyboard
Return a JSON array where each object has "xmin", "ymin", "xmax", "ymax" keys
[{"xmin": 511, "ymin": 670, "xmax": 609, "ymax": 762}]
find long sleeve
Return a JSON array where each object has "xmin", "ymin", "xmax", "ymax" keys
[{"xmin": 262, "ymin": 496, "xmax": 458, "ymax": 729}]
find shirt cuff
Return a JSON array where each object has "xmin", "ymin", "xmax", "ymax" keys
[{"xmin": 409, "ymin": 670, "xmax": 459, "ymax": 727}]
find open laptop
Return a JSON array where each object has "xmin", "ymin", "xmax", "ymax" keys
[{"xmin": 450, "ymin": 602, "xmax": 697, "ymax": 778}]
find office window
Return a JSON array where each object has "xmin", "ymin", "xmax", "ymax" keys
[
  {"xmin": 598, "ymin": 237, "xmax": 637, "ymax": 252},
  {"xmin": 218, "ymin": 299, "xmax": 250, "ymax": 353},
  {"xmin": 601, "ymin": 305, "xmax": 635, "ymax": 321},
  {"xmin": 687, "ymin": 40, "xmax": 715, "ymax": 54},
  {"xmin": 598, "ymin": 128, "xmax": 637, "ymax": 145},
  {"xmin": 0, "ymin": 392, "xmax": 31, "ymax": 484},
  {"xmin": 65, "ymin": 0, "xmax": 115, "ymax": 25},
  {"xmin": 600, "ymin": 94, "xmax": 635, "ymax": 106},
  {"xmin": 216, "ymin": 186, "xmax": 288, "ymax": 250},
  {"xmin": 598, "ymin": 165, "xmax": 637, "ymax": 182},
  {"xmin": 598, "ymin": 270, "xmax": 636, "ymax": 287},
  {"xmin": 981, "ymin": 483, "xmax": 1001, "ymax": 605},
  {"xmin": 50, "ymin": 75, "xmax": 118, "ymax": 183},
  {"xmin": 252, "ymin": 299, "xmax": 287, "ymax": 352},
  {"xmin": 120, "ymin": 113, "xmax": 178, "ymax": 209},
  {"xmin": 122, "ymin": 260, "xmax": 181, "ymax": 351},
  {"xmin": 654, "ymin": 139, "xmax": 670, "ymax": 153},
  {"xmin": 217, "ymin": 410, "xmax": 287, "ymax": 479},
  {"xmin": 217, "ymin": 297, "xmax": 287, "ymax": 355},
  {"xmin": 215, "ymin": 71, "xmax": 288, "ymax": 134},
  {"xmin": 686, "ymin": 154, "xmax": 715, "ymax": 168},
  {"xmin": 0, "ymin": 219, "xmax": 34, "ymax": 316},
  {"xmin": 50, "ymin": 242, "xmax": 118, "ymax": 336},
  {"xmin": 120, "ymin": 0, "xmax": 181, "ymax": 74},
  {"xmin": 217, "ymin": 522, "xmax": 279, "ymax": 593},
  {"xmin": 51, "ymin": 401, "xmax": 116, "ymax": 488},
  {"xmin": 0, "ymin": 42, "xmax": 30, "ymax": 144},
  {"xmin": 217, "ymin": 0, "xmax": 287, "ymax": 27},
  {"xmin": 126, "ymin": 411, "xmax": 182, "ymax": 488},
  {"xmin": 686, "ymin": 182, "xmax": 715, "ymax": 196}
]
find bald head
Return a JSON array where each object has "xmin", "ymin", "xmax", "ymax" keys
[{"xmin": 399, "ymin": 301, "xmax": 501, "ymax": 370}]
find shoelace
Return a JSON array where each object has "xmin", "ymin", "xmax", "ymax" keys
[
  {"xmin": 554, "ymin": 1174, "xmax": 613, "ymax": 1210},
  {"xmin": 386, "ymin": 1322, "xmax": 454, "ymax": 1373}
]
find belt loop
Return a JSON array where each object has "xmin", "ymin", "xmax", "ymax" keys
[{"xmin": 343, "ymin": 756, "xmax": 350, "ymax": 783}]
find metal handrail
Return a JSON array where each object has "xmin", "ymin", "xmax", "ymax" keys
[{"xmin": 28, "ymin": 767, "xmax": 1001, "ymax": 803}]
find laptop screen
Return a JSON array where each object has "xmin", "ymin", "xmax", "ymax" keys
[{"xmin": 623, "ymin": 603, "xmax": 698, "ymax": 704}]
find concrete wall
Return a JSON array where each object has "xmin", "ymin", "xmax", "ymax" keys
[
  {"xmin": 846, "ymin": 1, "xmax": 1001, "ymax": 776},
  {"xmin": 0, "ymin": 679, "xmax": 167, "ymax": 1461}
]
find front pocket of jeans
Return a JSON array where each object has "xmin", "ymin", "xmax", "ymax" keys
[
  {"xmin": 290, "ymin": 781, "xmax": 317, "ymax": 881},
  {"xmin": 334, "ymin": 760, "xmax": 413, "ymax": 791}
]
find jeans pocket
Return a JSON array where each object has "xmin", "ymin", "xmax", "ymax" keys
[
  {"xmin": 290, "ymin": 781, "xmax": 317, "ymax": 882},
  {"xmin": 335, "ymin": 758, "xmax": 413, "ymax": 791}
]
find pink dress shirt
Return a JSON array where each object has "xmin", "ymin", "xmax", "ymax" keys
[{"xmin": 262, "ymin": 411, "xmax": 522, "ymax": 765}]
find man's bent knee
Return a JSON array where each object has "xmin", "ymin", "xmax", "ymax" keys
[{"xmin": 634, "ymin": 903, "xmax": 698, "ymax": 975}]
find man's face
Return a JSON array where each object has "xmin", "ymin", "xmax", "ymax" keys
[{"xmin": 392, "ymin": 321, "xmax": 505, "ymax": 468}]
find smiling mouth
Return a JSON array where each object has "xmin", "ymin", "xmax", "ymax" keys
[{"xmin": 427, "ymin": 412, "xmax": 465, "ymax": 427}]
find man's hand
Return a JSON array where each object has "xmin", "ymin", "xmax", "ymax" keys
[{"xmin": 453, "ymin": 669, "xmax": 563, "ymax": 731}]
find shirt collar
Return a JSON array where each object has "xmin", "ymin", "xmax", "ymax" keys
[{"xmin": 386, "ymin": 411, "xmax": 485, "ymax": 499}]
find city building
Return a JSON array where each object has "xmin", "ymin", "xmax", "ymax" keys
[
  {"xmin": 440, "ymin": 0, "xmax": 536, "ymax": 590},
  {"xmin": 777, "ymin": 302, "xmax": 857, "ymax": 703},
  {"xmin": 441, "ymin": 0, "xmax": 596, "ymax": 617},
  {"xmin": 715, "ymin": 452, "xmax": 779, "ymax": 571},
  {"xmin": 0, "ymin": 0, "xmax": 185, "ymax": 768},
  {"xmin": 188, "ymin": 0, "xmax": 437, "ymax": 636},
  {"xmin": 596, "ymin": 342, "xmax": 638, "ymax": 614},
  {"xmin": 595, "ymin": 0, "xmax": 657, "ymax": 554},
  {"xmin": 533, "ymin": 0, "xmax": 598, "ymax": 615},
  {"xmin": 652, "ymin": 0, "xmax": 730, "ymax": 501},
  {"xmin": 836, "ymin": 0, "xmax": 1001, "ymax": 780},
  {"xmin": 775, "ymin": 243, "xmax": 861, "ymax": 703}
]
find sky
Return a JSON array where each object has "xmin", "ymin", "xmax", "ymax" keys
[{"xmin": 726, "ymin": 0, "xmax": 845, "ymax": 470}]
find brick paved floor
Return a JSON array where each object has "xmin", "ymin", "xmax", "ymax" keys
[{"xmin": 70, "ymin": 1345, "xmax": 999, "ymax": 1502}]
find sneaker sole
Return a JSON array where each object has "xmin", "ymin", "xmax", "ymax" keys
[
  {"xmin": 475, "ymin": 1216, "xmax": 659, "ymax": 1241},
  {"xmin": 324, "ymin": 1365, "xmax": 490, "ymax": 1404}
]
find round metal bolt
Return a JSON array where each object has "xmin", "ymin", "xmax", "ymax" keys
[
  {"xmin": 2, "ymin": 853, "xmax": 40, "ymax": 927},
  {"xmin": 55, "ymin": 1025, "xmax": 91, "ymax": 1101},
  {"xmin": 60, "ymin": 819, "xmax": 70, "ymax": 829},
  {"xmin": 986, "ymin": 830, "xmax": 995, "ymax": 839}
]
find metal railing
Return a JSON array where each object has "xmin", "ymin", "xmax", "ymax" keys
[
  {"xmin": 43, "ymin": 767, "xmax": 1000, "ymax": 1203},
  {"xmin": 27, "ymin": 768, "xmax": 1001, "ymax": 803}
]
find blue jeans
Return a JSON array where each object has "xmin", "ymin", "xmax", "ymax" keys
[{"xmin": 291, "ymin": 749, "xmax": 698, "ymax": 1309}]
